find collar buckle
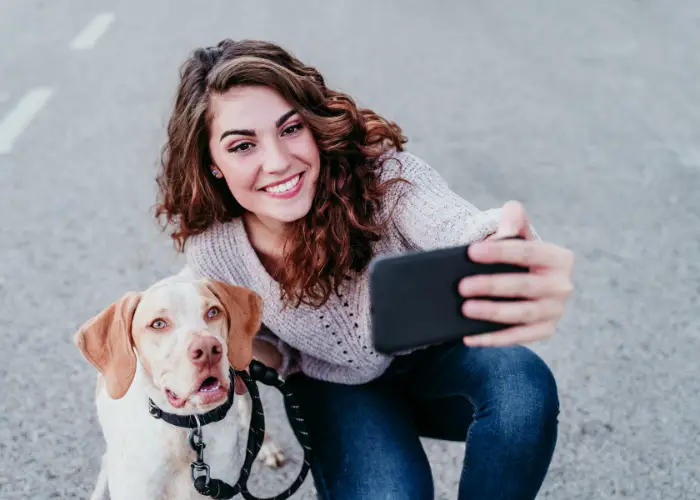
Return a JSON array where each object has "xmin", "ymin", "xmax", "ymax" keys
[{"xmin": 148, "ymin": 399, "xmax": 162, "ymax": 419}]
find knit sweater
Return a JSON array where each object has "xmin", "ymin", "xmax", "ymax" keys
[{"xmin": 184, "ymin": 150, "xmax": 502, "ymax": 385}]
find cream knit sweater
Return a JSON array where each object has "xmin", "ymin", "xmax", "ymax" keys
[{"xmin": 184, "ymin": 151, "xmax": 501, "ymax": 384}]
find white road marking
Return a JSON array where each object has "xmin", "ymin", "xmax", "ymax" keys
[
  {"xmin": 0, "ymin": 88, "xmax": 54, "ymax": 155},
  {"xmin": 69, "ymin": 13, "xmax": 115, "ymax": 50}
]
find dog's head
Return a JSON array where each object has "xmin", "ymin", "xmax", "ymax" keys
[{"xmin": 74, "ymin": 277, "xmax": 263, "ymax": 412}]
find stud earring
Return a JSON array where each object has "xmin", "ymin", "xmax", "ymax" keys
[{"xmin": 211, "ymin": 168, "xmax": 222, "ymax": 179}]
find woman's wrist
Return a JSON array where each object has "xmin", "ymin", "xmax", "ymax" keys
[{"xmin": 253, "ymin": 337, "xmax": 283, "ymax": 371}]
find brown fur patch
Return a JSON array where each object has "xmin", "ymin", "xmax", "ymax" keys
[
  {"xmin": 75, "ymin": 292, "xmax": 142, "ymax": 399},
  {"xmin": 198, "ymin": 280, "xmax": 263, "ymax": 371}
]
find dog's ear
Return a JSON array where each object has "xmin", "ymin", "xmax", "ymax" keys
[
  {"xmin": 74, "ymin": 292, "xmax": 142, "ymax": 399},
  {"xmin": 205, "ymin": 280, "xmax": 263, "ymax": 371}
]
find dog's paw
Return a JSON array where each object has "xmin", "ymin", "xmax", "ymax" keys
[{"xmin": 257, "ymin": 434, "xmax": 286, "ymax": 468}]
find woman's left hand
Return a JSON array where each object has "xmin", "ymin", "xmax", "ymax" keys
[{"xmin": 458, "ymin": 201, "xmax": 574, "ymax": 347}]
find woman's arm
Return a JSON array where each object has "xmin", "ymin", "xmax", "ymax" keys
[
  {"xmin": 378, "ymin": 151, "xmax": 503, "ymax": 250},
  {"xmin": 378, "ymin": 152, "xmax": 570, "ymax": 348}
]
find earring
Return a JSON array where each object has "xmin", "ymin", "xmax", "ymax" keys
[{"xmin": 211, "ymin": 168, "xmax": 222, "ymax": 179}]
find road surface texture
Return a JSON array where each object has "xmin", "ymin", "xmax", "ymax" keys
[{"xmin": 1, "ymin": 0, "xmax": 699, "ymax": 498}]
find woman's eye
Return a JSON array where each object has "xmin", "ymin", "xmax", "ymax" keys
[
  {"xmin": 229, "ymin": 142, "xmax": 255, "ymax": 154},
  {"xmin": 282, "ymin": 123, "xmax": 303, "ymax": 136},
  {"xmin": 150, "ymin": 319, "xmax": 168, "ymax": 329},
  {"xmin": 207, "ymin": 307, "xmax": 220, "ymax": 319}
]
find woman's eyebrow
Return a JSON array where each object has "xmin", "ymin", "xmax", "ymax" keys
[{"xmin": 219, "ymin": 109, "xmax": 298, "ymax": 142}]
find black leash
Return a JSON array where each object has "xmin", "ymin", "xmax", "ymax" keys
[{"xmin": 149, "ymin": 360, "xmax": 312, "ymax": 500}]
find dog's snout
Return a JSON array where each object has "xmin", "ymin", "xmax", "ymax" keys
[{"xmin": 188, "ymin": 336, "xmax": 223, "ymax": 367}]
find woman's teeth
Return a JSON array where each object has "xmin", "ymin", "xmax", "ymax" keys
[{"xmin": 264, "ymin": 174, "xmax": 300, "ymax": 194}]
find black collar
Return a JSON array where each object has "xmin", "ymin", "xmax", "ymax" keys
[{"xmin": 147, "ymin": 368, "xmax": 236, "ymax": 429}]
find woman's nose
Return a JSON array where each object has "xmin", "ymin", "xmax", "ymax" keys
[{"xmin": 262, "ymin": 140, "xmax": 292, "ymax": 174}]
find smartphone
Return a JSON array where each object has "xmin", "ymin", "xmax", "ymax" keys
[{"xmin": 369, "ymin": 241, "xmax": 528, "ymax": 354}]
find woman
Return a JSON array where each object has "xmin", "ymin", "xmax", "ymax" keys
[{"xmin": 156, "ymin": 38, "xmax": 574, "ymax": 500}]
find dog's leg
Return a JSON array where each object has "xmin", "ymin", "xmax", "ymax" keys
[
  {"xmin": 258, "ymin": 433, "xmax": 286, "ymax": 468},
  {"xmin": 89, "ymin": 452, "xmax": 109, "ymax": 500},
  {"xmin": 235, "ymin": 394, "xmax": 286, "ymax": 468}
]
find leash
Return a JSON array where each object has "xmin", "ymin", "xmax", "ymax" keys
[{"xmin": 149, "ymin": 360, "xmax": 312, "ymax": 500}]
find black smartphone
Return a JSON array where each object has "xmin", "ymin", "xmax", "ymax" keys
[{"xmin": 369, "ymin": 241, "xmax": 528, "ymax": 354}]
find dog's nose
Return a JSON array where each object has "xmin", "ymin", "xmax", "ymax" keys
[{"xmin": 188, "ymin": 336, "xmax": 223, "ymax": 367}]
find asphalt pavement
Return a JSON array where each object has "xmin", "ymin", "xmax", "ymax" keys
[{"xmin": 1, "ymin": 0, "xmax": 699, "ymax": 498}]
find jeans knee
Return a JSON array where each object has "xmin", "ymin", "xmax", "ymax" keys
[
  {"xmin": 521, "ymin": 353, "xmax": 559, "ymax": 430},
  {"xmin": 311, "ymin": 461, "xmax": 434, "ymax": 500},
  {"xmin": 485, "ymin": 347, "xmax": 560, "ymax": 445}
]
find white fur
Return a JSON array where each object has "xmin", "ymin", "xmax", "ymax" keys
[
  {"xmin": 93, "ymin": 364, "xmax": 241, "ymax": 500},
  {"xmin": 82, "ymin": 276, "xmax": 285, "ymax": 499}
]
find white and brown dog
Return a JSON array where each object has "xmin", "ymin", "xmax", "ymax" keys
[{"xmin": 74, "ymin": 275, "xmax": 285, "ymax": 500}]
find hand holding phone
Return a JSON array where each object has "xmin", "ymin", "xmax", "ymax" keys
[
  {"xmin": 458, "ymin": 201, "xmax": 574, "ymax": 347},
  {"xmin": 370, "ymin": 201, "xmax": 575, "ymax": 354},
  {"xmin": 369, "ymin": 241, "xmax": 528, "ymax": 355}
]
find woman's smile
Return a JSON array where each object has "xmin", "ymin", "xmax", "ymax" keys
[{"xmin": 259, "ymin": 172, "xmax": 304, "ymax": 198}]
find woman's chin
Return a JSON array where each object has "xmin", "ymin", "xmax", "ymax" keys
[{"xmin": 257, "ymin": 201, "xmax": 313, "ymax": 226}]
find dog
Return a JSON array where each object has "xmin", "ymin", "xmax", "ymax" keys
[{"xmin": 74, "ymin": 274, "xmax": 286, "ymax": 500}]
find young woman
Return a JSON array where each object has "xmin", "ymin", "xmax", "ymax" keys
[{"xmin": 156, "ymin": 38, "xmax": 574, "ymax": 500}]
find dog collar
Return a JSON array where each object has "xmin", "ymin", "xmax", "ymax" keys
[{"xmin": 147, "ymin": 368, "xmax": 237, "ymax": 429}]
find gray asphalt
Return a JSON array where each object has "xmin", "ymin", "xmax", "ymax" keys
[{"xmin": 1, "ymin": 0, "xmax": 699, "ymax": 498}]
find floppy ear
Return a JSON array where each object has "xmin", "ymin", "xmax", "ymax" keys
[
  {"xmin": 74, "ymin": 292, "xmax": 142, "ymax": 399},
  {"xmin": 205, "ymin": 280, "xmax": 264, "ymax": 370}
]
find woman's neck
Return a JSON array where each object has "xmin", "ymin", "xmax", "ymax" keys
[{"xmin": 242, "ymin": 213, "xmax": 289, "ymax": 278}]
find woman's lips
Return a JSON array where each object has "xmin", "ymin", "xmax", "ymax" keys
[{"xmin": 260, "ymin": 172, "xmax": 304, "ymax": 199}]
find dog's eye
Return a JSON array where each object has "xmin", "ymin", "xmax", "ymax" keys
[
  {"xmin": 207, "ymin": 306, "xmax": 220, "ymax": 319},
  {"xmin": 150, "ymin": 319, "xmax": 168, "ymax": 329}
]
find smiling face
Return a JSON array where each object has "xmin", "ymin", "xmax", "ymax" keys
[{"xmin": 207, "ymin": 85, "xmax": 321, "ymax": 232}]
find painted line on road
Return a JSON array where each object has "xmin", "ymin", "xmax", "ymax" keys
[
  {"xmin": 69, "ymin": 13, "xmax": 115, "ymax": 50},
  {"xmin": 0, "ymin": 88, "xmax": 54, "ymax": 155}
]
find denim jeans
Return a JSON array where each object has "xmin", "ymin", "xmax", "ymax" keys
[{"xmin": 284, "ymin": 341, "xmax": 560, "ymax": 500}]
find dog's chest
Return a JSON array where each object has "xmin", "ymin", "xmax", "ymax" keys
[
  {"xmin": 148, "ymin": 422, "xmax": 242, "ymax": 500},
  {"xmin": 162, "ymin": 423, "xmax": 241, "ymax": 500},
  {"xmin": 161, "ymin": 427, "xmax": 197, "ymax": 467},
  {"xmin": 162, "ymin": 468, "xmax": 198, "ymax": 500},
  {"xmin": 99, "ymin": 393, "xmax": 242, "ymax": 500}
]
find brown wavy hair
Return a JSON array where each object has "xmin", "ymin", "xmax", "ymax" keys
[{"xmin": 155, "ymin": 39, "xmax": 408, "ymax": 308}]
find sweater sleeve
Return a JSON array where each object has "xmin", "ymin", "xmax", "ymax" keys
[{"xmin": 377, "ymin": 151, "xmax": 502, "ymax": 251}]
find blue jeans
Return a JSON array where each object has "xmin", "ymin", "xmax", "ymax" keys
[{"xmin": 285, "ymin": 341, "xmax": 559, "ymax": 500}]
